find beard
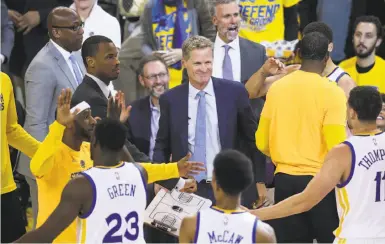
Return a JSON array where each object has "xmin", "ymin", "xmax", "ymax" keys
[
  {"xmin": 354, "ymin": 42, "xmax": 377, "ymax": 58},
  {"xmin": 149, "ymin": 84, "xmax": 166, "ymax": 98}
]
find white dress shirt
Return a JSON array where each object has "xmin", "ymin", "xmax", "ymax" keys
[
  {"xmin": 70, "ymin": 2, "xmax": 121, "ymax": 48},
  {"xmin": 213, "ymin": 33, "xmax": 241, "ymax": 82},
  {"xmin": 51, "ymin": 40, "xmax": 83, "ymax": 84},
  {"xmin": 188, "ymin": 79, "xmax": 221, "ymax": 180},
  {"xmin": 86, "ymin": 73, "xmax": 115, "ymax": 98}
]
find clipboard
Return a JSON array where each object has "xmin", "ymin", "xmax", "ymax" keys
[{"xmin": 144, "ymin": 189, "xmax": 212, "ymax": 236}]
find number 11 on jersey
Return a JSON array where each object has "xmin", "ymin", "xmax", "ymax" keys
[{"xmin": 374, "ymin": 171, "xmax": 385, "ymax": 202}]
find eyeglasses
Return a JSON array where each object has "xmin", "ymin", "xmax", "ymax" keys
[
  {"xmin": 52, "ymin": 22, "xmax": 84, "ymax": 32},
  {"xmin": 144, "ymin": 72, "xmax": 168, "ymax": 81}
]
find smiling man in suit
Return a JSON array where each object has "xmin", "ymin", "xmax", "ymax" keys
[
  {"xmin": 17, "ymin": 7, "xmax": 86, "ymax": 229},
  {"xmin": 153, "ymin": 35, "xmax": 267, "ymax": 206}
]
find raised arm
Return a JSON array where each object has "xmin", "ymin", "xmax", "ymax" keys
[
  {"xmin": 245, "ymin": 58, "xmax": 288, "ymax": 99},
  {"xmin": 250, "ymin": 144, "xmax": 350, "ymax": 220},
  {"xmin": 3, "ymin": 73, "xmax": 40, "ymax": 157},
  {"xmin": 14, "ymin": 175, "xmax": 91, "ymax": 243},
  {"xmin": 139, "ymin": 153, "xmax": 205, "ymax": 184},
  {"xmin": 31, "ymin": 89, "xmax": 80, "ymax": 178}
]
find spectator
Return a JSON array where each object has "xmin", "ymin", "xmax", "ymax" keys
[
  {"xmin": 141, "ymin": 0, "xmax": 216, "ymax": 88},
  {"xmin": 340, "ymin": 16, "xmax": 385, "ymax": 92},
  {"xmin": 70, "ymin": 0, "xmax": 122, "ymax": 48},
  {"xmin": 256, "ymin": 32, "xmax": 346, "ymax": 242},
  {"xmin": 238, "ymin": 0, "xmax": 299, "ymax": 43},
  {"xmin": 1, "ymin": 0, "xmax": 15, "ymax": 68},
  {"xmin": 0, "ymin": 72, "xmax": 40, "ymax": 243},
  {"xmin": 17, "ymin": 7, "xmax": 85, "ymax": 230}
]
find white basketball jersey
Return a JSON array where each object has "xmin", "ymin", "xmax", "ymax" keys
[
  {"xmin": 327, "ymin": 66, "xmax": 349, "ymax": 83},
  {"xmin": 334, "ymin": 132, "xmax": 385, "ymax": 242},
  {"xmin": 76, "ymin": 163, "xmax": 147, "ymax": 244},
  {"xmin": 194, "ymin": 207, "xmax": 258, "ymax": 243}
]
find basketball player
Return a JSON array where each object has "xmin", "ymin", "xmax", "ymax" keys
[
  {"xmin": 252, "ymin": 22, "xmax": 356, "ymax": 99},
  {"xmin": 249, "ymin": 86, "xmax": 385, "ymax": 243},
  {"xmin": 302, "ymin": 22, "xmax": 356, "ymax": 97},
  {"xmin": 15, "ymin": 117, "xmax": 206, "ymax": 243},
  {"xmin": 179, "ymin": 150, "xmax": 276, "ymax": 243}
]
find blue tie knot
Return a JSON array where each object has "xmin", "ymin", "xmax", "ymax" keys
[
  {"xmin": 223, "ymin": 44, "xmax": 231, "ymax": 53},
  {"xmin": 196, "ymin": 90, "xmax": 205, "ymax": 99}
]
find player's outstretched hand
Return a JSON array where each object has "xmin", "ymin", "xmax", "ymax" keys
[
  {"xmin": 177, "ymin": 153, "xmax": 205, "ymax": 177},
  {"xmin": 116, "ymin": 91, "xmax": 132, "ymax": 123},
  {"xmin": 56, "ymin": 88, "xmax": 79, "ymax": 127},
  {"xmin": 262, "ymin": 57, "xmax": 285, "ymax": 76},
  {"xmin": 180, "ymin": 178, "xmax": 197, "ymax": 193}
]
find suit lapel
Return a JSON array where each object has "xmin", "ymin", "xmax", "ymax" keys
[
  {"xmin": 239, "ymin": 38, "xmax": 251, "ymax": 84},
  {"xmin": 178, "ymin": 83, "xmax": 189, "ymax": 154},
  {"xmin": 141, "ymin": 97, "xmax": 152, "ymax": 144},
  {"xmin": 48, "ymin": 42, "xmax": 79, "ymax": 90},
  {"xmin": 212, "ymin": 78, "xmax": 227, "ymax": 149},
  {"xmin": 85, "ymin": 76, "xmax": 108, "ymax": 101}
]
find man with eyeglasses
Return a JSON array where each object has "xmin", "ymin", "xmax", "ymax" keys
[
  {"xmin": 17, "ymin": 6, "xmax": 86, "ymax": 230},
  {"xmin": 126, "ymin": 55, "xmax": 197, "ymax": 243}
]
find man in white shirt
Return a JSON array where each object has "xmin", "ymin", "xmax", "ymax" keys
[
  {"xmin": 153, "ymin": 35, "xmax": 268, "ymax": 208},
  {"xmin": 17, "ymin": 7, "xmax": 86, "ymax": 230},
  {"xmin": 71, "ymin": 0, "xmax": 121, "ymax": 49},
  {"xmin": 212, "ymin": 0, "xmax": 286, "ymax": 87}
]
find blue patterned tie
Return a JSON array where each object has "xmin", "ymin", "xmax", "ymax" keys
[
  {"xmin": 191, "ymin": 91, "xmax": 206, "ymax": 182},
  {"xmin": 222, "ymin": 45, "xmax": 233, "ymax": 80},
  {"xmin": 69, "ymin": 55, "xmax": 83, "ymax": 85}
]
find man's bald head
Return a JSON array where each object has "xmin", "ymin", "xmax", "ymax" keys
[{"xmin": 47, "ymin": 7, "xmax": 84, "ymax": 52}]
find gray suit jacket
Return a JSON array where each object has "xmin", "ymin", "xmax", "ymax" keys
[
  {"xmin": 17, "ymin": 41, "xmax": 86, "ymax": 178},
  {"xmin": 1, "ymin": 0, "xmax": 14, "ymax": 63}
]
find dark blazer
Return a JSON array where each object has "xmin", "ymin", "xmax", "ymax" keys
[
  {"xmin": 71, "ymin": 75, "xmax": 108, "ymax": 119},
  {"xmin": 153, "ymin": 77, "xmax": 265, "ymax": 189},
  {"xmin": 71, "ymin": 75, "xmax": 151, "ymax": 162},
  {"xmin": 238, "ymin": 37, "xmax": 267, "ymax": 84},
  {"xmin": 126, "ymin": 96, "xmax": 152, "ymax": 155}
]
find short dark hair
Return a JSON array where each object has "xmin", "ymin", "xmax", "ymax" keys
[
  {"xmin": 81, "ymin": 35, "xmax": 113, "ymax": 67},
  {"xmin": 303, "ymin": 22, "xmax": 333, "ymax": 43},
  {"xmin": 94, "ymin": 118, "xmax": 127, "ymax": 152},
  {"xmin": 138, "ymin": 55, "xmax": 168, "ymax": 76},
  {"xmin": 300, "ymin": 32, "xmax": 329, "ymax": 61},
  {"xmin": 213, "ymin": 150, "xmax": 253, "ymax": 196},
  {"xmin": 348, "ymin": 86, "xmax": 382, "ymax": 122},
  {"xmin": 353, "ymin": 15, "xmax": 384, "ymax": 39},
  {"xmin": 381, "ymin": 94, "xmax": 385, "ymax": 104}
]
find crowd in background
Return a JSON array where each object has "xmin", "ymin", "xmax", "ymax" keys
[{"xmin": 1, "ymin": 0, "xmax": 385, "ymax": 243}]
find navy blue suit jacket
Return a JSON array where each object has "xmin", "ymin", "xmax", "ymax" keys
[
  {"xmin": 126, "ymin": 96, "xmax": 152, "ymax": 155},
  {"xmin": 153, "ymin": 77, "xmax": 265, "ymax": 189}
]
